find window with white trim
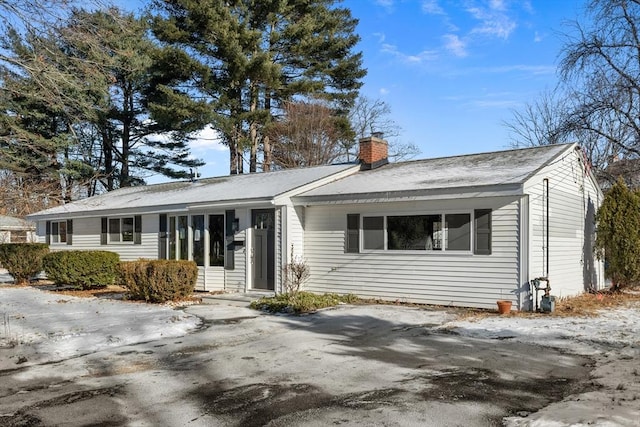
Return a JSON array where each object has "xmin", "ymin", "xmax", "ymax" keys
[
  {"xmin": 350, "ymin": 211, "xmax": 488, "ymax": 253},
  {"xmin": 50, "ymin": 221, "xmax": 67, "ymax": 244},
  {"xmin": 101, "ymin": 216, "xmax": 141, "ymax": 244}
]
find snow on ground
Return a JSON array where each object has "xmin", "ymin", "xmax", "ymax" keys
[
  {"xmin": 0, "ymin": 285, "xmax": 201, "ymax": 367},
  {"xmin": 449, "ymin": 307, "xmax": 640, "ymax": 355},
  {"xmin": 448, "ymin": 305, "xmax": 640, "ymax": 427},
  {"xmin": 1, "ymin": 265, "xmax": 639, "ymax": 426}
]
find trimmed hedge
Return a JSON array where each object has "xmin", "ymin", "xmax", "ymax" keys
[
  {"xmin": 0, "ymin": 243, "xmax": 49, "ymax": 285},
  {"xmin": 118, "ymin": 259, "xmax": 198, "ymax": 303},
  {"xmin": 43, "ymin": 250, "xmax": 120, "ymax": 290}
]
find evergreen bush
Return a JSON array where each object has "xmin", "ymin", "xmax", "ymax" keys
[
  {"xmin": 43, "ymin": 250, "xmax": 120, "ymax": 289},
  {"xmin": 118, "ymin": 259, "xmax": 198, "ymax": 303},
  {"xmin": 250, "ymin": 292, "xmax": 359, "ymax": 314},
  {"xmin": 595, "ymin": 178, "xmax": 640, "ymax": 289},
  {"xmin": 0, "ymin": 243, "xmax": 49, "ymax": 285}
]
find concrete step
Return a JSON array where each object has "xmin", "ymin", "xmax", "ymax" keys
[{"xmin": 199, "ymin": 291, "xmax": 275, "ymax": 307}]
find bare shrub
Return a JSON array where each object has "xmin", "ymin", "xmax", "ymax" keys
[{"xmin": 282, "ymin": 245, "xmax": 310, "ymax": 295}]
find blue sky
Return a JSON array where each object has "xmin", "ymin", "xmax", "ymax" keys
[{"xmin": 147, "ymin": 0, "xmax": 587, "ymax": 181}]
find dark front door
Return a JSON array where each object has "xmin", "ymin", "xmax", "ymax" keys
[{"xmin": 252, "ymin": 209, "xmax": 275, "ymax": 290}]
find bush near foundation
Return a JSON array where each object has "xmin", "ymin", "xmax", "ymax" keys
[
  {"xmin": 43, "ymin": 250, "xmax": 120, "ymax": 290},
  {"xmin": 250, "ymin": 292, "xmax": 359, "ymax": 314},
  {"xmin": 118, "ymin": 259, "xmax": 198, "ymax": 303},
  {"xmin": 0, "ymin": 243, "xmax": 49, "ymax": 285}
]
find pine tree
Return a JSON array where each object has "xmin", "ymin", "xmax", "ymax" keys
[
  {"xmin": 1, "ymin": 8, "xmax": 211, "ymax": 202},
  {"xmin": 151, "ymin": 0, "xmax": 366, "ymax": 174},
  {"xmin": 63, "ymin": 9, "xmax": 210, "ymax": 189},
  {"xmin": 595, "ymin": 178, "xmax": 640, "ymax": 289}
]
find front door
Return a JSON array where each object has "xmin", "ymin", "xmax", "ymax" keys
[{"xmin": 252, "ymin": 209, "xmax": 275, "ymax": 290}]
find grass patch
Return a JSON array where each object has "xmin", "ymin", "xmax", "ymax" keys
[
  {"xmin": 250, "ymin": 291, "xmax": 359, "ymax": 314},
  {"xmin": 553, "ymin": 289, "xmax": 640, "ymax": 317}
]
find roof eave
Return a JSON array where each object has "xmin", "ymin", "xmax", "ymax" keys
[{"xmin": 292, "ymin": 183, "xmax": 525, "ymax": 206}]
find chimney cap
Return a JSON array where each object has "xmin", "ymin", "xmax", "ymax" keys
[{"xmin": 371, "ymin": 131, "xmax": 384, "ymax": 139}]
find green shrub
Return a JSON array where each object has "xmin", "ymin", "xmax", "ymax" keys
[
  {"xmin": 43, "ymin": 250, "xmax": 120, "ymax": 290},
  {"xmin": 0, "ymin": 243, "xmax": 49, "ymax": 285},
  {"xmin": 250, "ymin": 291, "xmax": 359, "ymax": 314},
  {"xmin": 118, "ymin": 259, "xmax": 198, "ymax": 303},
  {"xmin": 596, "ymin": 178, "xmax": 640, "ymax": 289}
]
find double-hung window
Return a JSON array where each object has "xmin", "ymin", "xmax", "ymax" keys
[
  {"xmin": 101, "ymin": 216, "xmax": 141, "ymax": 244},
  {"xmin": 51, "ymin": 221, "xmax": 67, "ymax": 244},
  {"xmin": 47, "ymin": 220, "xmax": 72, "ymax": 245}
]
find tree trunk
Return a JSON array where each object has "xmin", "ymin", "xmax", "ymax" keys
[
  {"xmin": 229, "ymin": 139, "xmax": 239, "ymax": 175},
  {"xmin": 263, "ymin": 94, "xmax": 272, "ymax": 172},
  {"xmin": 102, "ymin": 127, "xmax": 114, "ymax": 191},
  {"xmin": 120, "ymin": 84, "xmax": 133, "ymax": 187},
  {"xmin": 249, "ymin": 81, "xmax": 258, "ymax": 173}
]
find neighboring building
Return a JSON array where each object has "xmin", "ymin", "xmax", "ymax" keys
[
  {"xmin": 599, "ymin": 157, "xmax": 640, "ymax": 190},
  {"xmin": 0, "ymin": 215, "xmax": 36, "ymax": 244},
  {"xmin": 27, "ymin": 137, "xmax": 604, "ymax": 309}
]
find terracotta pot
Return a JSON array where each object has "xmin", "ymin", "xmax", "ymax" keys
[{"xmin": 496, "ymin": 300, "xmax": 512, "ymax": 314}]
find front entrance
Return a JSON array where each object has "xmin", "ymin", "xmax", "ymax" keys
[{"xmin": 252, "ymin": 209, "xmax": 275, "ymax": 290}]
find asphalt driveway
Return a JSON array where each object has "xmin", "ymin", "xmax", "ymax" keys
[{"xmin": 0, "ymin": 288, "xmax": 594, "ymax": 427}]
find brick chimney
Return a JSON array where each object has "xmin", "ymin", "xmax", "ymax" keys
[{"xmin": 359, "ymin": 132, "xmax": 389, "ymax": 170}]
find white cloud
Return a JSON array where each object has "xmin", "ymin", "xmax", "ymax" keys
[
  {"xmin": 188, "ymin": 125, "xmax": 227, "ymax": 152},
  {"xmin": 442, "ymin": 64, "xmax": 555, "ymax": 78},
  {"xmin": 375, "ymin": 0, "xmax": 394, "ymax": 11},
  {"xmin": 422, "ymin": 0, "xmax": 445, "ymax": 15},
  {"xmin": 381, "ymin": 43, "xmax": 439, "ymax": 64},
  {"xmin": 489, "ymin": 0, "xmax": 506, "ymax": 12},
  {"xmin": 479, "ymin": 64, "xmax": 555, "ymax": 75},
  {"xmin": 534, "ymin": 31, "xmax": 543, "ymax": 42},
  {"xmin": 379, "ymin": 87, "xmax": 390, "ymax": 96},
  {"xmin": 443, "ymin": 34, "xmax": 467, "ymax": 57},
  {"xmin": 467, "ymin": 5, "xmax": 516, "ymax": 39},
  {"xmin": 373, "ymin": 32, "xmax": 386, "ymax": 43}
]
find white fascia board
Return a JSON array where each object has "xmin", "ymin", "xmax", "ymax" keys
[
  {"xmin": 292, "ymin": 183, "xmax": 524, "ymax": 206},
  {"xmin": 27, "ymin": 204, "xmax": 191, "ymax": 221},
  {"xmin": 28, "ymin": 197, "xmax": 280, "ymax": 221},
  {"xmin": 272, "ymin": 165, "xmax": 361, "ymax": 206},
  {"xmin": 187, "ymin": 198, "xmax": 275, "ymax": 210}
]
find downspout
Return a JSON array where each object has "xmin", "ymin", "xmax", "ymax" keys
[{"xmin": 544, "ymin": 178, "xmax": 550, "ymax": 278}]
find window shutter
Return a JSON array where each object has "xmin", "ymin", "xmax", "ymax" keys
[
  {"xmin": 474, "ymin": 209, "xmax": 492, "ymax": 255},
  {"xmin": 224, "ymin": 209, "xmax": 235, "ymax": 270},
  {"xmin": 45, "ymin": 221, "xmax": 51, "ymax": 245},
  {"xmin": 159, "ymin": 214, "xmax": 167, "ymax": 259},
  {"xmin": 134, "ymin": 215, "xmax": 142, "ymax": 245},
  {"xmin": 346, "ymin": 214, "xmax": 360, "ymax": 253},
  {"xmin": 66, "ymin": 219, "xmax": 73, "ymax": 245},
  {"xmin": 101, "ymin": 217, "xmax": 107, "ymax": 245}
]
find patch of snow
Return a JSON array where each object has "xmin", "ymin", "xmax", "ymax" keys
[
  {"xmin": 448, "ymin": 306, "xmax": 640, "ymax": 427},
  {"xmin": 0, "ymin": 287, "xmax": 201, "ymax": 367}
]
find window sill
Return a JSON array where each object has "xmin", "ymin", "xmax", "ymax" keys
[{"xmin": 358, "ymin": 249, "xmax": 475, "ymax": 255}]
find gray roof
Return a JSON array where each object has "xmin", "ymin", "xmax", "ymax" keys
[
  {"xmin": 297, "ymin": 143, "xmax": 573, "ymax": 200},
  {"xmin": 0, "ymin": 215, "xmax": 34, "ymax": 230},
  {"xmin": 29, "ymin": 163, "xmax": 357, "ymax": 218}
]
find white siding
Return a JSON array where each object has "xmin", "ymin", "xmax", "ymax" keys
[
  {"xmin": 225, "ymin": 208, "xmax": 248, "ymax": 292},
  {"xmin": 203, "ymin": 267, "xmax": 225, "ymax": 291},
  {"xmin": 45, "ymin": 215, "xmax": 158, "ymax": 260},
  {"xmin": 277, "ymin": 203, "xmax": 305, "ymax": 293},
  {"xmin": 288, "ymin": 205, "xmax": 305, "ymax": 258},
  {"xmin": 523, "ymin": 149, "xmax": 604, "ymax": 298},
  {"xmin": 304, "ymin": 197, "xmax": 521, "ymax": 309}
]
